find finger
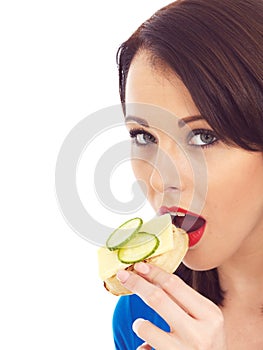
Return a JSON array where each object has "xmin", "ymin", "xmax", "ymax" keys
[
  {"xmin": 134, "ymin": 262, "xmax": 220, "ymax": 319},
  {"xmin": 133, "ymin": 318, "xmax": 179, "ymax": 350},
  {"xmin": 117, "ymin": 269, "xmax": 193, "ymax": 334},
  {"xmin": 136, "ymin": 342, "xmax": 151, "ymax": 350}
]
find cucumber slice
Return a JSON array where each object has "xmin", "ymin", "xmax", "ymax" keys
[
  {"xmin": 117, "ymin": 232, "xmax": 160, "ymax": 264},
  {"xmin": 106, "ymin": 217, "xmax": 143, "ymax": 251}
]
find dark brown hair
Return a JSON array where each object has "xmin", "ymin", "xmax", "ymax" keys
[{"xmin": 117, "ymin": 0, "xmax": 263, "ymax": 305}]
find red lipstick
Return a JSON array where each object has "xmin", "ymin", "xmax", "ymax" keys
[{"xmin": 159, "ymin": 206, "xmax": 206, "ymax": 247}]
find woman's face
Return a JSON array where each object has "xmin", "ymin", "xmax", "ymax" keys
[{"xmin": 125, "ymin": 52, "xmax": 263, "ymax": 270}]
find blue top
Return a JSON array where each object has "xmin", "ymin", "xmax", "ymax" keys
[{"xmin": 112, "ymin": 294, "xmax": 170, "ymax": 350}]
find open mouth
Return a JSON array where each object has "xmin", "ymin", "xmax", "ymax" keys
[
  {"xmin": 171, "ymin": 212, "xmax": 205, "ymax": 233},
  {"xmin": 159, "ymin": 207, "xmax": 206, "ymax": 247}
]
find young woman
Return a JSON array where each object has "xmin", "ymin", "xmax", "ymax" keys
[{"xmin": 112, "ymin": 0, "xmax": 263, "ymax": 349}]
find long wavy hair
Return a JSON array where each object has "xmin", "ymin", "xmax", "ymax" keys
[{"xmin": 116, "ymin": 0, "xmax": 263, "ymax": 305}]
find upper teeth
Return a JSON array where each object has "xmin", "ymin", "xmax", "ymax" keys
[{"xmin": 169, "ymin": 212, "xmax": 186, "ymax": 217}]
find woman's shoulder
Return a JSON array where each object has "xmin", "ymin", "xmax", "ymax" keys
[
  {"xmin": 113, "ymin": 293, "xmax": 169, "ymax": 324},
  {"xmin": 114, "ymin": 294, "xmax": 152, "ymax": 317},
  {"xmin": 112, "ymin": 294, "xmax": 169, "ymax": 350}
]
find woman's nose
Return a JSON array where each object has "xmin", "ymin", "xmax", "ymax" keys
[{"xmin": 149, "ymin": 145, "xmax": 186, "ymax": 194}]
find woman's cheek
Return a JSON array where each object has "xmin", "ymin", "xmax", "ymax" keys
[
  {"xmin": 131, "ymin": 158, "xmax": 151, "ymax": 193},
  {"xmin": 131, "ymin": 158, "xmax": 163, "ymax": 211}
]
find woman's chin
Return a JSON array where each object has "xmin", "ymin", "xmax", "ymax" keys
[{"xmin": 183, "ymin": 256, "xmax": 220, "ymax": 271}]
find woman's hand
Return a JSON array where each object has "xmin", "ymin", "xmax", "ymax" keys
[{"xmin": 117, "ymin": 262, "xmax": 227, "ymax": 350}]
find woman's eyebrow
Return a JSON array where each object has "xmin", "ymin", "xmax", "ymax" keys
[
  {"xmin": 125, "ymin": 116, "xmax": 149, "ymax": 127},
  {"xmin": 125, "ymin": 114, "xmax": 204, "ymax": 128},
  {"xmin": 178, "ymin": 115, "xmax": 204, "ymax": 128}
]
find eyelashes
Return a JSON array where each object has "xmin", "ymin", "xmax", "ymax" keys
[
  {"xmin": 129, "ymin": 128, "xmax": 157, "ymax": 146},
  {"xmin": 129, "ymin": 127, "xmax": 219, "ymax": 148},
  {"xmin": 188, "ymin": 128, "xmax": 218, "ymax": 148}
]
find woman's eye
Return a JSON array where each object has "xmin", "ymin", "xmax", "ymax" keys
[
  {"xmin": 188, "ymin": 129, "xmax": 218, "ymax": 147},
  {"xmin": 129, "ymin": 129, "xmax": 156, "ymax": 146}
]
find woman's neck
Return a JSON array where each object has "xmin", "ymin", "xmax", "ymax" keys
[
  {"xmin": 218, "ymin": 234, "xmax": 263, "ymax": 312},
  {"xmin": 218, "ymin": 242, "xmax": 263, "ymax": 350}
]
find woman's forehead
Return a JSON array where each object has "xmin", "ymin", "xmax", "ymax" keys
[{"xmin": 125, "ymin": 52, "xmax": 200, "ymax": 124}]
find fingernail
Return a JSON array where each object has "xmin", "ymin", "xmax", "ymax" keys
[
  {"xmin": 116, "ymin": 270, "xmax": 130, "ymax": 283},
  {"xmin": 134, "ymin": 262, "xmax": 150, "ymax": 274},
  {"xmin": 132, "ymin": 318, "xmax": 145, "ymax": 334}
]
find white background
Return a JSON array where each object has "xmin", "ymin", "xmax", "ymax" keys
[{"xmin": 0, "ymin": 1, "xmax": 170, "ymax": 349}]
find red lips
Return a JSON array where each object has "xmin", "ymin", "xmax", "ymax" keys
[{"xmin": 159, "ymin": 206, "xmax": 206, "ymax": 247}]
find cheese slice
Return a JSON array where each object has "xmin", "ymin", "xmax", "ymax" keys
[{"xmin": 98, "ymin": 214, "xmax": 174, "ymax": 280}]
